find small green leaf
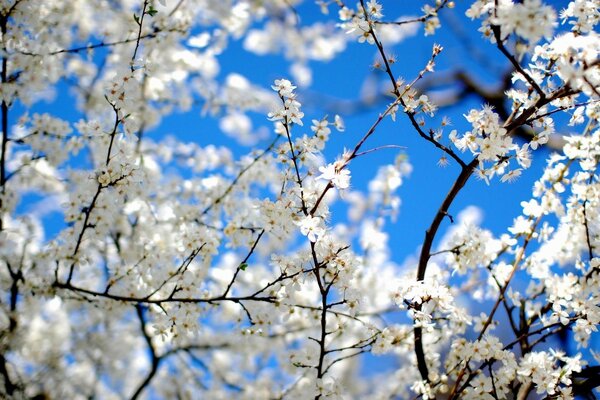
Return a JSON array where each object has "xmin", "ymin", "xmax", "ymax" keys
[
  {"xmin": 146, "ymin": 6, "xmax": 158, "ymax": 17},
  {"xmin": 133, "ymin": 13, "xmax": 141, "ymax": 25},
  {"xmin": 239, "ymin": 262, "xmax": 248, "ymax": 271}
]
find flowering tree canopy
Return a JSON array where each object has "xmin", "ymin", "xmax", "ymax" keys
[{"xmin": 1, "ymin": 0, "xmax": 600, "ymax": 399}]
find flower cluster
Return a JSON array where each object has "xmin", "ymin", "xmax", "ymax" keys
[
  {"xmin": 449, "ymin": 105, "xmax": 532, "ymax": 183},
  {"xmin": 268, "ymin": 79, "xmax": 304, "ymax": 126},
  {"xmin": 467, "ymin": 0, "xmax": 557, "ymax": 45}
]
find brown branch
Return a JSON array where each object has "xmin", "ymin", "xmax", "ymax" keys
[
  {"xmin": 53, "ymin": 281, "xmax": 276, "ymax": 305},
  {"xmin": 222, "ymin": 230, "xmax": 265, "ymax": 297},
  {"xmin": 364, "ymin": 7, "xmax": 467, "ymax": 169},
  {"xmin": 490, "ymin": 25, "xmax": 545, "ymax": 98},
  {"xmin": 412, "ymin": 158, "xmax": 478, "ymax": 383},
  {"xmin": 582, "ymin": 196, "xmax": 595, "ymax": 261},
  {"xmin": 131, "ymin": 0, "xmax": 149, "ymax": 73},
  {"xmin": 130, "ymin": 305, "xmax": 161, "ymax": 400},
  {"xmin": 281, "ymin": 101, "xmax": 309, "ymax": 216},
  {"xmin": 0, "ymin": 11, "xmax": 9, "ymax": 233},
  {"xmin": 357, "ymin": 1, "xmax": 474, "ymax": 384},
  {"xmin": 572, "ymin": 366, "xmax": 600, "ymax": 397},
  {"xmin": 66, "ymin": 106, "xmax": 123, "ymax": 284},
  {"xmin": 17, "ymin": 31, "xmax": 167, "ymax": 57},
  {"xmin": 66, "ymin": 183, "xmax": 103, "ymax": 283}
]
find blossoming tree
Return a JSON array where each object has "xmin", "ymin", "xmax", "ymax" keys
[{"xmin": 0, "ymin": 0, "xmax": 599, "ymax": 398}]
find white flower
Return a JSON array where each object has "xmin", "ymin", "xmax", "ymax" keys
[
  {"xmin": 271, "ymin": 79, "xmax": 296, "ymax": 97},
  {"xmin": 345, "ymin": 17, "xmax": 375, "ymax": 44},
  {"xmin": 500, "ymin": 168, "xmax": 522, "ymax": 183},
  {"xmin": 334, "ymin": 114, "xmax": 345, "ymax": 132},
  {"xmin": 268, "ymin": 98, "xmax": 304, "ymax": 126},
  {"xmin": 311, "ymin": 119, "xmax": 331, "ymax": 139},
  {"xmin": 508, "ymin": 215, "xmax": 533, "ymax": 235},
  {"xmin": 521, "ymin": 199, "xmax": 543, "ymax": 217},
  {"xmin": 338, "ymin": 7, "xmax": 353, "ymax": 21},
  {"xmin": 296, "ymin": 215, "xmax": 325, "ymax": 242},
  {"xmin": 317, "ymin": 163, "xmax": 351, "ymax": 189},
  {"xmin": 366, "ymin": 0, "xmax": 383, "ymax": 19}
]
